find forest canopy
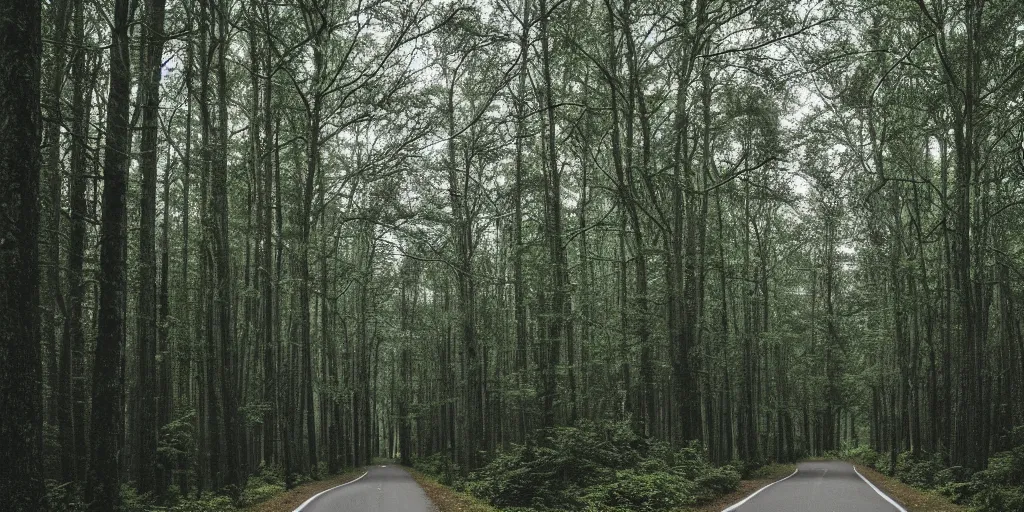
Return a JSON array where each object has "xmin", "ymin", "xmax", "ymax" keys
[{"xmin": 0, "ymin": 0, "xmax": 1023, "ymax": 510}]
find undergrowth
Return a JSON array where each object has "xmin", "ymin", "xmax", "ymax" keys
[
  {"xmin": 414, "ymin": 420, "xmax": 741, "ymax": 512},
  {"xmin": 45, "ymin": 463, "xmax": 315, "ymax": 511},
  {"xmin": 836, "ymin": 429, "xmax": 1024, "ymax": 512}
]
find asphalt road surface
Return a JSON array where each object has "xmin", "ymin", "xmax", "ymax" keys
[
  {"xmin": 724, "ymin": 461, "xmax": 907, "ymax": 512},
  {"xmin": 294, "ymin": 465, "xmax": 435, "ymax": 512}
]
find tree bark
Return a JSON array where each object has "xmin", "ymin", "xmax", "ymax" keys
[
  {"xmin": 136, "ymin": 0, "xmax": 168, "ymax": 494},
  {"xmin": 0, "ymin": 0, "xmax": 45, "ymax": 507},
  {"xmin": 87, "ymin": 0, "xmax": 133, "ymax": 508}
]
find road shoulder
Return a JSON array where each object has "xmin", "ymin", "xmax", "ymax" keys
[
  {"xmin": 244, "ymin": 469, "xmax": 366, "ymax": 512},
  {"xmin": 406, "ymin": 467, "xmax": 498, "ymax": 512},
  {"xmin": 682, "ymin": 464, "xmax": 797, "ymax": 512},
  {"xmin": 850, "ymin": 463, "xmax": 968, "ymax": 512}
]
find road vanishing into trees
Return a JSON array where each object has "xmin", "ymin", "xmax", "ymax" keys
[
  {"xmin": 293, "ymin": 465, "xmax": 434, "ymax": 512},
  {"xmin": 724, "ymin": 461, "xmax": 906, "ymax": 512}
]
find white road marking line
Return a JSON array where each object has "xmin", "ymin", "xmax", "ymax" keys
[
  {"xmin": 292, "ymin": 470, "xmax": 370, "ymax": 512},
  {"xmin": 722, "ymin": 467, "xmax": 800, "ymax": 512},
  {"xmin": 853, "ymin": 465, "xmax": 908, "ymax": 512}
]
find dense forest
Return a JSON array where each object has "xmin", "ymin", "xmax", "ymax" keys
[{"xmin": 1, "ymin": 0, "xmax": 1023, "ymax": 510}]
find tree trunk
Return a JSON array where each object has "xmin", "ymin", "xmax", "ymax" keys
[
  {"xmin": 88, "ymin": 0, "xmax": 133, "ymax": 508},
  {"xmin": 0, "ymin": 0, "xmax": 45, "ymax": 507},
  {"xmin": 539, "ymin": 0, "xmax": 569, "ymax": 429},
  {"xmin": 41, "ymin": 0, "xmax": 71, "ymax": 441},
  {"xmin": 136, "ymin": 0, "xmax": 168, "ymax": 494}
]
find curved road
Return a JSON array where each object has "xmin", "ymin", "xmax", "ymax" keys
[
  {"xmin": 294, "ymin": 465, "xmax": 435, "ymax": 512},
  {"xmin": 725, "ymin": 461, "xmax": 907, "ymax": 512}
]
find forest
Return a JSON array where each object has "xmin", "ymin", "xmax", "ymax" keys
[{"xmin": 1, "ymin": 0, "xmax": 1023, "ymax": 510}]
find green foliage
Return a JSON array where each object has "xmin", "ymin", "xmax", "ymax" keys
[
  {"xmin": 841, "ymin": 439, "xmax": 1024, "ymax": 512},
  {"xmin": 158, "ymin": 410, "xmax": 197, "ymax": 471},
  {"xmin": 237, "ymin": 464, "xmax": 287, "ymax": 507},
  {"xmin": 960, "ymin": 442, "xmax": 1024, "ymax": 512},
  {"xmin": 167, "ymin": 493, "xmax": 237, "ymax": 512},
  {"xmin": 45, "ymin": 480, "xmax": 85, "ymax": 512},
  {"xmin": 894, "ymin": 452, "xmax": 945, "ymax": 488},
  {"xmin": 460, "ymin": 421, "xmax": 739, "ymax": 511},
  {"xmin": 465, "ymin": 421, "xmax": 642, "ymax": 509},
  {"xmin": 691, "ymin": 465, "xmax": 742, "ymax": 502},
  {"xmin": 119, "ymin": 484, "xmax": 152, "ymax": 512},
  {"xmin": 584, "ymin": 470, "xmax": 695, "ymax": 511},
  {"xmin": 415, "ymin": 453, "xmax": 462, "ymax": 483},
  {"xmin": 839, "ymin": 445, "xmax": 881, "ymax": 468}
]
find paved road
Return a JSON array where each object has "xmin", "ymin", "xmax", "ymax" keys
[
  {"xmin": 294, "ymin": 465, "xmax": 435, "ymax": 512},
  {"xmin": 725, "ymin": 461, "xmax": 906, "ymax": 512}
]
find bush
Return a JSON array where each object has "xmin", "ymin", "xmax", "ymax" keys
[
  {"xmin": 45, "ymin": 480, "xmax": 85, "ymax": 512},
  {"xmin": 466, "ymin": 421, "xmax": 659, "ymax": 509},
  {"xmin": 119, "ymin": 484, "xmax": 151, "ymax": 512},
  {"xmin": 585, "ymin": 470, "xmax": 695, "ymax": 511},
  {"xmin": 843, "ymin": 445, "xmax": 881, "ymax": 468},
  {"xmin": 845, "ymin": 431, "xmax": 1024, "ymax": 512},
  {"xmin": 237, "ymin": 464, "xmax": 286, "ymax": 507},
  {"xmin": 464, "ymin": 421, "xmax": 738, "ymax": 511},
  {"xmin": 168, "ymin": 493, "xmax": 237, "ymax": 512},
  {"xmin": 894, "ymin": 452, "xmax": 945, "ymax": 488},
  {"xmin": 965, "ymin": 444, "xmax": 1024, "ymax": 512},
  {"xmin": 414, "ymin": 453, "xmax": 462, "ymax": 485},
  {"xmin": 692, "ymin": 465, "xmax": 741, "ymax": 502}
]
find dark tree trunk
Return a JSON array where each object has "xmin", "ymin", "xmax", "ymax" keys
[
  {"xmin": 538, "ymin": 0, "xmax": 570, "ymax": 430},
  {"xmin": 212, "ymin": 0, "xmax": 242, "ymax": 491},
  {"xmin": 60, "ymin": 0, "xmax": 91, "ymax": 484},
  {"xmin": 0, "ymin": 0, "xmax": 45, "ymax": 508},
  {"xmin": 42, "ymin": 0, "xmax": 71, "ymax": 442},
  {"xmin": 136, "ymin": 0, "xmax": 168, "ymax": 494},
  {"xmin": 87, "ymin": 0, "xmax": 133, "ymax": 508}
]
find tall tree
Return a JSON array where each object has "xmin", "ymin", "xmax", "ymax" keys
[
  {"xmin": 0, "ymin": 0, "xmax": 45, "ymax": 508},
  {"xmin": 135, "ymin": 0, "xmax": 168, "ymax": 494},
  {"xmin": 88, "ymin": 0, "xmax": 133, "ymax": 509}
]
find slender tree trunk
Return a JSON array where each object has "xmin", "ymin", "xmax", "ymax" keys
[
  {"xmin": 512, "ymin": 0, "xmax": 530, "ymax": 441},
  {"xmin": 538, "ymin": 0, "xmax": 569, "ymax": 429},
  {"xmin": 88, "ymin": 0, "xmax": 133, "ymax": 507},
  {"xmin": 136, "ymin": 0, "xmax": 168, "ymax": 493},
  {"xmin": 62, "ymin": 0, "xmax": 92, "ymax": 483},
  {"xmin": 42, "ymin": 0, "xmax": 71, "ymax": 440}
]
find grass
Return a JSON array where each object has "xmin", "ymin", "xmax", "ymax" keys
[
  {"xmin": 851, "ymin": 463, "xmax": 969, "ymax": 512},
  {"xmin": 680, "ymin": 463, "xmax": 796, "ymax": 512},
  {"xmin": 406, "ymin": 467, "xmax": 498, "ymax": 512},
  {"xmin": 243, "ymin": 468, "xmax": 366, "ymax": 512}
]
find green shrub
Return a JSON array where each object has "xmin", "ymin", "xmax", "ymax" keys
[
  {"xmin": 45, "ymin": 480, "xmax": 85, "ymax": 512},
  {"xmin": 661, "ymin": 442, "xmax": 739, "ymax": 503},
  {"xmin": 237, "ymin": 464, "xmax": 286, "ymax": 507},
  {"xmin": 692, "ymin": 465, "xmax": 741, "ymax": 502},
  {"xmin": 464, "ymin": 421, "xmax": 739, "ymax": 511},
  {"xmin": 972, "ymin": 485, "xmax": 1024, "ymax": 512},
  {"xmin": 168, "ymin": 492, "xmax": 237, "ymax": 512},
  {"xmin": 466, "ymin": 421, "xmax": 664, "ymax": 509},
  {"xmin": 467, "ymin": 442, "xmax": 601, "ymax": 509},
  {"xmin": 158, "ymin": 410, "xmax": 197, "ymax": 472},
  {"xmin": 585, "ymin": 470, "xmax": 695, "ymax": 511},
  {"xmin": 414, "ymin": 452, "xmax": 462, "ymax": 485},
  {"xmin": 965, "ymin": 445, "xmax": 1024, "ymax": 512},
  {"xmin": 849, "ymin": 432, "xmax": 1024, "ymax": 512},
  {"xmin": 119, "ymin": 484, "xmax": 151, "ymax": 512},
  {"xmin": 843, "ymin": 445, "xmax": 881, "ymax": 468},
  {"xmin": 894, "ymin": 452, "xmax": 945, "ymax": 488}
]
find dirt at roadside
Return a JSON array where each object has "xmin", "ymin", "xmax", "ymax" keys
[{"xmin": 244, "ymin": 469, "xmax": 365, "ymax": 512}]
